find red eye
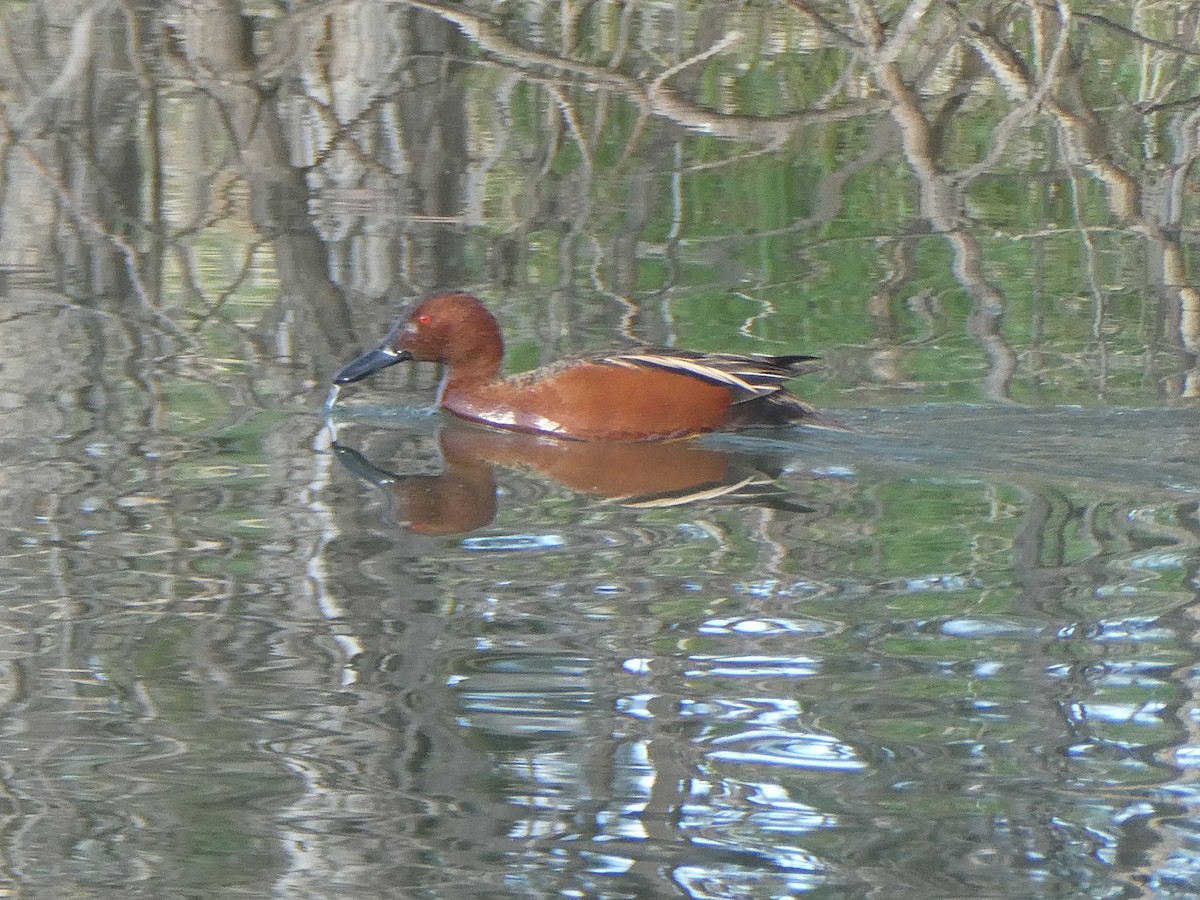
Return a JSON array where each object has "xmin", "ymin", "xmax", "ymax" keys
[{"xmin": 416, "ymin": 313, "xmax": 432, "ymax": 325}]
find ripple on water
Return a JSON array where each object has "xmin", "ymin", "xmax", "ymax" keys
[
  {"xmin": 460, "ymin": 533, "xmax": 566, "ymax": 551},
  {"xmin": 685, "ymin": 655, "xmax": 821, "ymax": 678},
  {"xmin": 938, "ymin": 617, "xmax": 1043, "ymax": 639},
  {"xmin": 577, "ymin": 850, "xmax": 633, "ymax": 875},
  {"xmin": 1124, "ymin": 551, "xmax": 1187, "ymax": 570},
  {"xmin": 682, "ymin": 778, "xmax": 836, "ymax": 834},
  {"xmin": 1067, "ymin": 701, "xmax": 1165, "ymax": 727},
  {"xmin": 704, "ymin": 729, "xmax": 867, "ymax": 771},
  {"xmin": 1085, "ymin": 617, "xmax": 1174, "ymax": 643},
  {"xmin": 453, "ymin": 653, "xmax": 594, "ymax": 736},
  {"xmin": 732, "ymin": 579, "xmax": 831, "ymax": 599},
  {"xmin": 680, "ymin": 697, "xmax": 802, "ymax": 727},
  {"xmin": 672, "ymin": 863, "xmax": 829, "ymax": 898},
  {"xmin": 698, "ymin": 616, "xmax": 832, "ymax": 637}
]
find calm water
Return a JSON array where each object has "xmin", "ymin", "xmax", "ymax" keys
[{"xmin": 2, "ymin": 2, "xmax": 1200, "ymax": 897}]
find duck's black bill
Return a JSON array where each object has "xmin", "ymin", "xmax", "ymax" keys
[{"xmin": 333, "ymin": 347, "xmax": 412, "ymax": 384}]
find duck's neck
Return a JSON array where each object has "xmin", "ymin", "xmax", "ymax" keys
[
  {"xmin": 440, "ymin": 340, "xmax": 504, "ymax": 397},
  {"xmin": 437, "ymin": 303, "xmax": 505, "ymax": 395},
  {"xmin": 437, "ymin": 360, "xmax": 497, "ymax": 405}
]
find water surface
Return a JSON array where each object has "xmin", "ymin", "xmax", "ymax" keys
[{"xmin": 1, "ymin": 2, "xmax": 1199, "ymax": 897}]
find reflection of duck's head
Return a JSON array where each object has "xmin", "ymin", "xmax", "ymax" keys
[
  {"xmin": 332, "ymin": 440, "xmax": 496, "ymax": 535},
  {"xmin": 333, "ymin": 425, "xmax": 813, "ymax": 535},
  {"xmin": 333, "ymin": 292, "xmax": 842, "ymax": 440}
]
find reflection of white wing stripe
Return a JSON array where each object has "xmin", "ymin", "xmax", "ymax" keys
[
  {"xmin": 615, "ymin": 474, "xmax": 768, "ymax": 508},
  {"xmin": 614, "ymin": 354, "xmax": 763, "ymax": 393}
]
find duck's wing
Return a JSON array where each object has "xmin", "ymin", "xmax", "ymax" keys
[{"xmin": 600, "ymin": 348, "xmax": 821, "ymax": 402}]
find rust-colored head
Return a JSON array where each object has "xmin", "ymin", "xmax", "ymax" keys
[{"xmin": 334, "ymin": 292, "xmax": 504, "ymax": 385}]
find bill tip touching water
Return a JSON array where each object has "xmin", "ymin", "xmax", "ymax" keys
[{"xmin": 331, "ymin": 291, "xmax": 843, "ymax": 441}]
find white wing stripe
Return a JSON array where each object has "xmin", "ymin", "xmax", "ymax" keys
[{"xmin": 613, "ymin": 354, "xmax": 763, "ymax": 393}]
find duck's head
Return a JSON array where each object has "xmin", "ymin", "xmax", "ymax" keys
[{"xmin": 334, "ymin": 292, "xmax": 504, "ymax": 385}]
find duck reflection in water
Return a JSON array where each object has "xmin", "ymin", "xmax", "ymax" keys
[{"xmin": 330, "ymin": 423, "xmax": 814, "ymax": 535}]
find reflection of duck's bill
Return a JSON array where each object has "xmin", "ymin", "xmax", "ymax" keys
[
  {"xmin": 330, "ymin": 441, "xmax": 397, "ymax": 486},
  {"xmin": 613, "ymin": 473, "xmax": 813, "ymax": 513}
]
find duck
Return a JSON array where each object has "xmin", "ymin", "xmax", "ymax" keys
[{"xmin": 332, "ymin": 291, "xmax": 840, "ymax": 441}]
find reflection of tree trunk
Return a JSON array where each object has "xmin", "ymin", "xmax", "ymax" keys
[
  {"xmin": 0, "ymin": 0, "xmax": 142, "ymax": 302},
  {"xmin": 293, "ymin": 2, "xmax": 473, "ymax": 354},
  {"xmin": 180, "ymin": 0, "xmax": 354, "ymax": 376},
  {"xmin": 867, "ymin": 238, "xmax": 910, "ymax": 386},
  {"xmin": 847, "ymin": 0, "xmax": 1017, "ymax": 399},
  {"xmin": 971, "ymin": 5, "xmax": 1200, "ymax": 399},
  {"xmin": 391, "ymin": 7, "xmax": 470, "ymax": 292}
]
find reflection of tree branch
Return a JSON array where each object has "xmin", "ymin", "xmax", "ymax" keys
[
  {"xmin": 734, "ymin": 290, "xmax": 779, "ymax": 342},
  {"xmin": 395, "ymin": 0, "xmax": 643, "ymax": 85},
  {"xmin": 963, "ymin": 3, "xmax": 1200, "ymax": 398},
  {"xmin": 675, "ymin": 117, "xmax": 895, "ymax": 252},
  {"xmin": 957, "ymin": 2, "xmax": 1140, "ymax": 218},
  {"xmin": 395, "ymin": 0, "xmax": 886, "ymax": 143},
  {"xmin": 0, "ymin": 110, "xmax": 187, "ymax": 341},
  {"xmin": 846, "ymin": 0, "xmax": 948, "ymax": 223},
  {"xmin": 953, "ymin": 6, "xmax": 1038, "ymax": 103},
  {"xmin": 189, "ymin": 240, "xmax": 269, "ymax": 331},
  {"xmin": 12, "ymin": 0, "xmax": 114, "ymax": 136},
  {"xmin": 301, "ymin": 89, "xmax": 406, "ymax": 175},
  {"xmin": 843, "ymin": 0, "xmax": 1017, "ymax": 400},
  {"xmin": 1076, "ymin": 11, "xmax": 1200, "ymax": 59},
  {"xmin": 957, "ymin": 3, "xmax": 1073, "ymax": 182},
  {"xmin": 542, "ymin": 81, "xmax": 598, "ymax": 315},
  {"xmin": 178, "ymin": 0, "xmax": 358, "ymax": 373},
  {"xmin": 1138, "ymin": 94, "xmax": 1200, "ymax": 115},
  {"xmin": 464, "ymin": 72, "xmax": 519, "ymax": 226},
  {"xmin": 607, "ymin": 1, "xmax": 634, "ymax": 71},
  {"xmin": 647, "ymin": 30, "xmax": 742, "ymax": 99},
  {"xmin": 1066, "ymin": 166, "xmax": 1109, "ymax": 392},
  {"xmin": 546, "ymin": 85, "xmax": 592, "ymax": 169},
  {"xmin": 878, "ymin": 0, "xmax": 937, "ymax": 65},
  {"xmin": 867, "ymin": 239, "xmax": 920, "ymax": 387},
  {"xmin": 785, "ymin": 0, "xmax": 863, "ymax": 49}
]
